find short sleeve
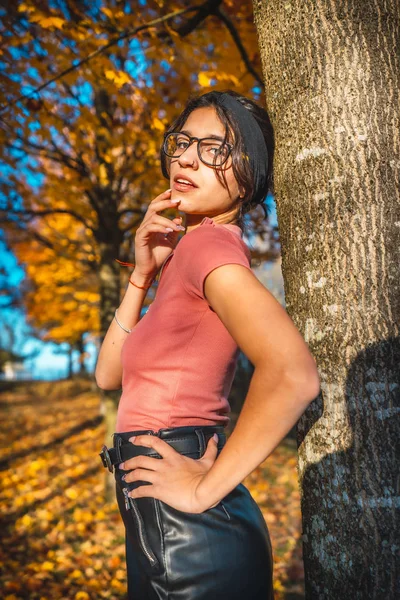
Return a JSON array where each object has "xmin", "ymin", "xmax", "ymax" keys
[{"xmin": 174, "ymin": 224, "xmax": 252, "ymax": 302}]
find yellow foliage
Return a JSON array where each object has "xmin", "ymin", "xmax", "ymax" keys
[
  {"xmin": 146, "ymin": 139, "xmax": 157, "ymax": 157},
  {"xmin": 152, "ymin": 117, "xmax": 166, "ymax": 132},
  {"xmin": 31, "ymin": 16, "xmax": 66, "ymax": 30},
  {"xmin": 70, "ymin": 569, "xmax": 84, "ymax": 579},
  {"xmin": 274, "ymin": 579, "xmax": 286, "ymax": 593},
  {"xmin": 104, "ymin": 69, "xmax": 131, "ymax": 87},
  {"xmin": 97, "ymin": 126, "xmax": 110, "ymax": 139},
  {"xmin": 199, "ymin": 70, "xmax": 240, "ymax": 87},
  {"xmin": 198, "ymin": 72, "xmax": 212, "ymax": 87},
  {"xmin": 73, "ymin": 508, "xmax": 93, "ymax": 523},
  {"xmin": 18, "ymin": 3, "xmax": 34, "ymax": 13},
  {"xmin": 27, "ymin": 459, "xmax": 47, "ymax": 476},
  {"xmin": 115, "ymin": 569, "xmax": 126, "ymax": 580},
  {"xmin": 3, "ymin": 0, "xmax": 265, "ymax": 356},
  {"xmin": 99, "ymin": 163, "xmax": 109, "ymax": 185},
  {"xmin": 111, "ymin": 578, "xmax": 125, "ymax": 590},
  {"xmin": 21, "ymin": 514, "xmax": 33, "ymax": 528},
  {"xmin": 0, "ymin": 379, "xmax": 302, "ymax": 600},
  {"xmin": 65, "ymin": 488, "xmax": 78, "ymax": 500},
  {"xmin": 100, "ymin": 7, "xmax": 113, "ymax": 19}
]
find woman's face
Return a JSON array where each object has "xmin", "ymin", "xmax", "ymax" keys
[{"xmin": 169, "ymin": 107, "xmax": 243, "ymax": 226}]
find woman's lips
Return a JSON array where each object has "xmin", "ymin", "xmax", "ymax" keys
[{"xmin": 173, "ymin": 181, "xmax": 197, "ymax": 192}]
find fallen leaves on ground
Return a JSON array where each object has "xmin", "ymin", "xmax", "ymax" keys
[{"xmin": 0, "ymin": 380, "xmax": 304, "ymax": 599}]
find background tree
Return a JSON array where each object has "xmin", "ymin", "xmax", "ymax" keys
[
  {"xmin": 253, "ymin": 0, "xmax": 399, "ymax": 597},
  {"xmin": 0, "ymin": 1, "xmax": 280, "ymax": 495},
  {"xmin": 13, "ymin": 219, "xmax": 99, "ymax": 377}
]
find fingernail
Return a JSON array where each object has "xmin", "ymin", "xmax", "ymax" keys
[
  {"xmin": 166, "ymin": 188, "xmax": 172, "ymax": 192},
  {"xmin": 171, "ymin": 199, "xmax": 180, "ymax": 203},
  {"xmin": 213, "ymin": 433, "xmax": 218, "ymax": 442},
  {"xmin": 165, "ymin": 228, "xmax": 174, "ymax": 233},
  {"xmin": 121, "ymin": 474, "xmax": 127, "ymax": 481},
  {"xmin": 119, "ymin": 463, "xmax": 125, "ymax": 470},
  {"xmin": 129, "ymin": 436, "xmax": 136, "ymax": 443},
  {"xmin": 176, "ymin": 225, "xmax": 186, "ymax": 231}
]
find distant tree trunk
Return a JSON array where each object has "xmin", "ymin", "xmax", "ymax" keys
[
  {"xmin": 67, "ymin": 345, "xmax": 74, "ymax": 379},
  {"xmin": 97, "ymin": 239, "xmax": 124, "ymax": 499},
  {"xmin": 76, "ymin": 335, "xmax": 87, "ymax": 376},
  {"xmin": 253, "ymin": 1, "xmax": 400, "ymax": 598}
]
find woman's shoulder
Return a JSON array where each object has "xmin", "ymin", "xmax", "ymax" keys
[{"xmin": 173, "ymin": 217, "xmax": 252, "ymax": 300}]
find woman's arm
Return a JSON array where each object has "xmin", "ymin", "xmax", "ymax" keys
[
  {"xmin": 94, "ymin": 189, "xmax": 184, "ymax": 391},
  {"xmin": 94, "ymin": 271, "xmax": 154, "ymax": 390},
  {"xmin": 195, "ymin": 263, "xmax": 320, "ymax": 509}
]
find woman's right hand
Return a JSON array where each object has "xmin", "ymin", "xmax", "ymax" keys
[{"xmin": 133, "ymin": 189, "xmax": 185, "ymax": 283}]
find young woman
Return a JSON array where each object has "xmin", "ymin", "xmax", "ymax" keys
[{"xmin": 96, "ymin": 90, "xmax": 320, "ymax": 600}]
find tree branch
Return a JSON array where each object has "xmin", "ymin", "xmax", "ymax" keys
[
  {"xmin": 172, "ymin": 0, "xmax": 223, "ymax": 36},
  {"xmin": 214, "ymin": 6, "xmax": 263, "ymax": 86},
  {"xmin": 120, "ymin": 215, "xmax": 144, "ymax": 233},
  {"xmin": 4, "ymin": 135, "xmax": 86, "ymax": 174},
  {"xmin": 117, "ymin": 208, "xmax": 144, "ymax": 219},
  {"xmin": 0, "ymin": 207, "xmax": 96, "ymax": 233},
  {"xmin": 0, "ymin": 3, "xmax": 205, "ymax": 114},
  {"xmin": 84, "ymin": 189, "xmax": 108, "ymax": 232}
]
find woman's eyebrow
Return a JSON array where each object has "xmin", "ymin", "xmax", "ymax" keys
[{"xmin": 180, "ymin": 129, "xmax": 225, "ymax": 141}]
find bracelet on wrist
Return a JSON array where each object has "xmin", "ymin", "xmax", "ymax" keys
[
  {"xmin": 129, "ymin": 277, "xmax": 153, "ymax": 290},
  {"xmin": 114, "ymin": 308, "xmax": 132, "ymax": 334},
  {"xmin": 114, "ymin": 258, "xmax": 154, "ymax": 290}
]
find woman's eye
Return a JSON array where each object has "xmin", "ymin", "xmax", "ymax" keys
[
  {"xmin": 205, "ymin": 145, "xmax": 221, "ymax": 155},
  {"xmin": 177, "ymin": 141, "xmax": 189, "ymax": 149}
]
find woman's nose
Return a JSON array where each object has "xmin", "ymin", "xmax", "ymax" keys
[{"xmin": 178, "ymin": 142, "xmax": 199, "ymax": 167}]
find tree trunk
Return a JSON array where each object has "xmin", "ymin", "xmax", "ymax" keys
[
  {"xmin": 93, "ymin": 85, "xmax": 127, "ymax": 500},
  {"xmin": 76, "ymin": 335, "xmax": 87, "ymax": 376},
  {"xmin": 98, "ymin": 241, "xmax": 124, "ymax": 500},
  {"xmin": 67, "ymin": 345, "xmax": 74, "ymax": 379},
  {"xmin": 253, "ymin": 1, "xmax": 400, "ymax": 598}
]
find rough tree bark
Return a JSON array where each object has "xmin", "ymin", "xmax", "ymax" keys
[{"xmin": 253, "ymin": 1, "xmax": 399, "ymax": 598}]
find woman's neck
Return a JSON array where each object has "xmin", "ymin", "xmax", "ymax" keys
[{"xmin": 184, "ymin": 207, "xmax": 240, "ymax": 233}]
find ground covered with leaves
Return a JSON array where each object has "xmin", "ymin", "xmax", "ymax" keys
[{"xmin": 0, "ymin": 380, "xmax": 304, "ymax": 599}]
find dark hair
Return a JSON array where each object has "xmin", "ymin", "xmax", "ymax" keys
[{"xmin": 160, "ymin": 89, "xmax": 274, "ymax": 232}]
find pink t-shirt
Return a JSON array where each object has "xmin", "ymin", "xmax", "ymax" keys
[{"xmin": 116, "ymin": 216, "xmax": 252, "ymax": 433}]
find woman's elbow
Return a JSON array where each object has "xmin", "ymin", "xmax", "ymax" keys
[
  {"xmin": 302, "ymin": 374, "xmax": 321, "ymax": 403},
  {"xmin": 287, "ymin": 364, "xmax": 321, "ymax": 404},
  {"xmin": 94, "ymin": 372, "xmax": 122, "ymax": 391}
]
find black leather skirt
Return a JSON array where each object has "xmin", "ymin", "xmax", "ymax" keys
[{"xmin": 101, "ymin": 425, "xmax": 274, "ymax": 600}]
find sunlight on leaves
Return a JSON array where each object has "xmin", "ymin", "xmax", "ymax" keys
[{"xmin": 0, "ymin": 380, "xmax": 304, "ymax": 599}]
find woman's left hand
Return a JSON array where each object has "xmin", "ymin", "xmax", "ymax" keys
[{"xmin": 119, "ymin": 434, "xmax": 220, "ymax": 514}]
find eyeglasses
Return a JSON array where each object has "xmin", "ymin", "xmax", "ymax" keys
[{"xmin": 162, "ymin": 132, "xmax": 233, "ymax": 167}]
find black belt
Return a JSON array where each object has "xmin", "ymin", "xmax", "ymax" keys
[{"xmin": 99, "ymin": 425, "xmax": 227, "ymax": 473}]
